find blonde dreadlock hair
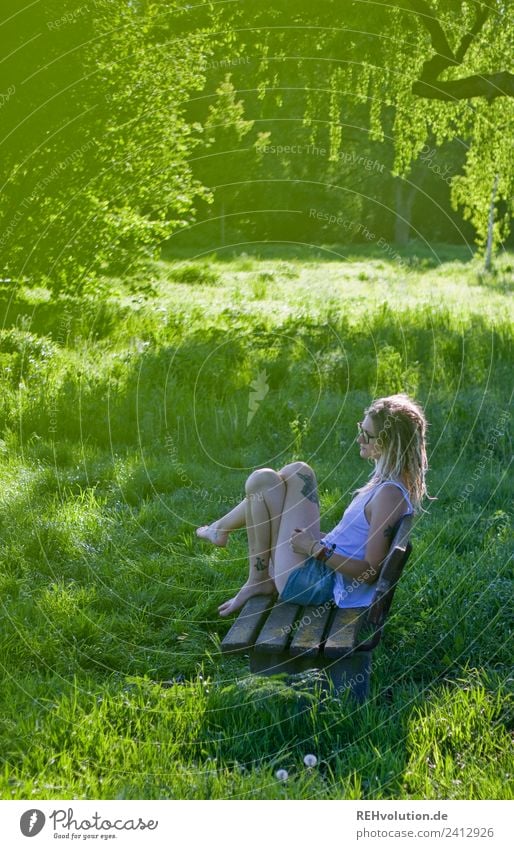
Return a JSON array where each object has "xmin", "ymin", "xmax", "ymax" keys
[{"xmin": 354, "ymin": 393, "xmax": 433, "ymax": 514}]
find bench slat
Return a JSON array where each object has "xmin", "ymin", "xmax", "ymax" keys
[
  {"xmin": 289, "ymin": 604, "xmax": 334, "ymax": 658},
  {"xmin": 254, "ymin": 602, "xmax": 300, "ymax": 654},
  {"xmin": 323, "ymin": 607, "xmax": 365, "ymax": 658},
  {"xmin": 220, "ymin": 594, "xmax": 275, "ymax": 655}
]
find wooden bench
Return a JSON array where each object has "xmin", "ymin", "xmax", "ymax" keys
[{"xmin": 221, "ymin": 515, "xmax": 413, "ymax": 701}]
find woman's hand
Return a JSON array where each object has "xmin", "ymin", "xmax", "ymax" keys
[{"xmin": 289, "ymin": 527, "xmax": 318, "ymax": 557}]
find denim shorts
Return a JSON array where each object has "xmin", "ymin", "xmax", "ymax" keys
[{"xmin": 279, "ymin": 556, "xmax": 335, "ymax": 606}]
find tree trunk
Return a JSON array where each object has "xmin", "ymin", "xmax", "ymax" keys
[
  {"xmin": 394, "ymin": 179, "xmax": 417, "ymax": 245},
  {"xmin": 220, "ymin": 199, "xmax": 225, "ymax": 246},
  {"xmin": 484, "ymin": 173, "xmax": 499, "ymax": 272}
]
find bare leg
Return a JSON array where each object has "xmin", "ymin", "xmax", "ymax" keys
[
  {"xmin": 217, "ymin": 462, "xmax": 322, "ymax": 614},
  {"xmin": 271, "ymin": 461, "xmax": 321, "ymax": 595},
  {"xmin": 218, "ymin": 469, "xmax": 286, "ymax": 616},
  {"xmin": 196, "ymin": 498, "xmax": 247, "ymax": 547}
]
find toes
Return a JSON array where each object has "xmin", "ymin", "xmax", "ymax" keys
[{"xmin": 196, "ymin": 525, "xmax": 227, "ymax": 547}]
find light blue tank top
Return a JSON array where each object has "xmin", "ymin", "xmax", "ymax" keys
[{"xmin": 322, "ymin": 480, "xmax": 414, "ymax": 608}]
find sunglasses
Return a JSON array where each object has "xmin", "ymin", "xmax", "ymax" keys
[{"xmin": 357, "ymin": 422, "xmax": 377, "ymax": 444}]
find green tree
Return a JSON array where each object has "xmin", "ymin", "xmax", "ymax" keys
[
  {"xmin": 382, "ymin": 1, "xmax": 514, "ymax": 259},
  {"xmin": 0, "ymin": 0, "xmax": 211, "ymax": 292},
  {"xmin": 191, "ymin": 0, "xmax": 513, "ymax": 259},
  {"xmin": 202, "ymin": 74, "xmax": 254, "ymax": 245}
]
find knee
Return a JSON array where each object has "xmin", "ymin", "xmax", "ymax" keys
[
  {"xmin": 278, "ymin": 461, "xmax": 314, "ymax": 481},
  {"xmin": 245, "ymin": 468, "xmax": 282, "ymax": 495}
]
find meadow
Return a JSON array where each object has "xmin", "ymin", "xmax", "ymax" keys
[{"xmin": 0, "ymin": 244, "xmax": 512, "ymax": 800}]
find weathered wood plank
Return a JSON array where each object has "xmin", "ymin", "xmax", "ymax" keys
[
  {"xmin": 323, "ymin": 607, "xmax": 364, "ymax": 658},
  {"xmin": 289, "ymin": 603, "xmax": 333, "ymax": 658},
  {"xmin": 220, "ymin": 594, "xmax": 275, "ymax": 655},
  {"xmin": 253, "ymin": 602, "xmax": 300, "ymax": 654}
]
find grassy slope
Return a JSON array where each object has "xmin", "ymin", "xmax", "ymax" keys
[{"xmin": 0, "ymin": 246, "xmax": 512, "ymax": 799}]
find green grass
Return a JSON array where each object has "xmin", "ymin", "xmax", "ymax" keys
[{"xmin": 0, "ymin": 244, "xmax": 512, "ymax": 799}]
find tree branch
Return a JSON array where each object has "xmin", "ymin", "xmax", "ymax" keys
[
  {"xmin": 454, "ymin": 6, "xmax": 488, "ymax": 64},
  {"xmin": 412, "ymin": 71, "xmax": 514, "ymax": 101},
  {"xmin": 398, "ymin": 0, "xmax": 514, "ymax": 101},
  {"xmin": 398, "ymin": 0, "xmax": 456, "ymax": 78}
]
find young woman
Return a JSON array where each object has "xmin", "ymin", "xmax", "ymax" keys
[{"xmin": 196, "ymin": 393, "xmax": 430, "ymax": 617}]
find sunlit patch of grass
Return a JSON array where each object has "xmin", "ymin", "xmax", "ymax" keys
[
  {"xmin": 403, "ymin": 674, "xmax": 513, "ymax": 799},
  {"xmin": 0, "ymin": 248, "xmax": 511, "ymax": 798},
  {"xmin": 0, "ymin": 669, "xmax": 510, "ymax": 799}
]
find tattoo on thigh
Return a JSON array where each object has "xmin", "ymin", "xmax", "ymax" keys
[
  {"xmin": 297, "ymin": 471, "xmax": 319, "ymax": 505},
  {"xmin": 253, "ymin": 556, "xmax": 268, "ymax": 572}
]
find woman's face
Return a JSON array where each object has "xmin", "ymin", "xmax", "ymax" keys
[{"xmin": 357, "ymin": 414, "xmax": 382, "ymax": 461}]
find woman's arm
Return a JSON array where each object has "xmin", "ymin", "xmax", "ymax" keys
[
  {"xmin": 290, "ymin": 528, "xmax": 372, "ymax": 581},
  {"xmin": 290, "ymin": 485, "xmax": 409, "ymax": 584},
  {"xmin": 358, "ymin": 485, "xmax": 410, "ymax": 581},
  {"xmin": 316, "ymin": 549, "xmax": 376, "ymax": 581}
]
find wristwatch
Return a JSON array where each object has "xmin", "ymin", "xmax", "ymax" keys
[{"xmin": 313, "ymin": 542, "xmax": 336, "ymax": 563}]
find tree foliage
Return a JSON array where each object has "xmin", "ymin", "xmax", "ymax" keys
[
  {"xmin": 0, "ymin": 0, "xmax": 210, "ymax": 291},
  {"xmin": 1, "ymin": 1, "xmax": 512, "ymax": 289},
  {"xmin": 192, "ymin": 0, "xmax": 514, "ymax": 255}
]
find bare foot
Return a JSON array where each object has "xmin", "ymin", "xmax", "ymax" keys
[
  {"xmin": 196, "ymin": 523, "xmax": 229, "ymax": 548},
  {"xmin": 218, "ymin": 578, "xmax": 276, "ymax": 617}
]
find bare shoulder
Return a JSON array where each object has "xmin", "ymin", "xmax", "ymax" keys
[{"xmin": 369, "ymin": 483, "xmax": 409, "ymax": 517}]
